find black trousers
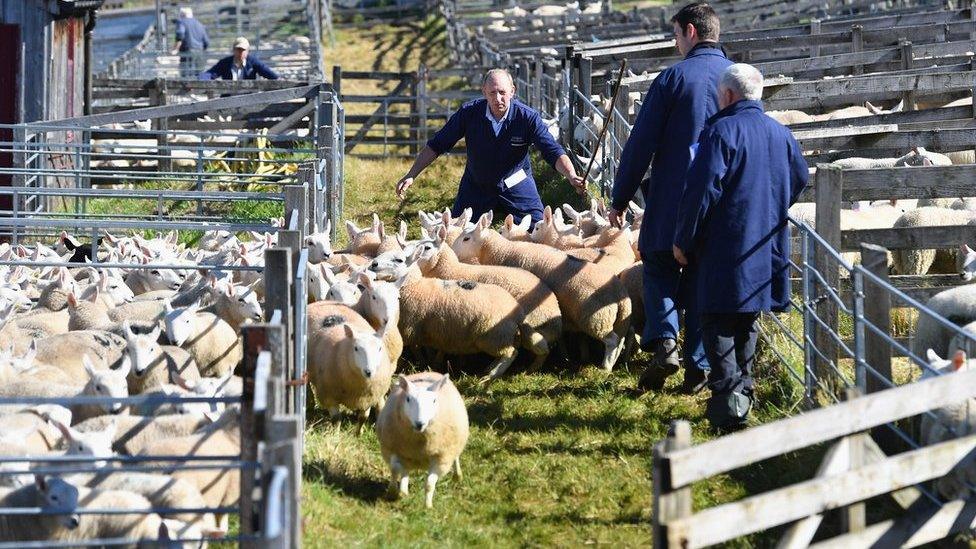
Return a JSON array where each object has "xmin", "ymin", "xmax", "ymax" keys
[{"xmin": 701, "ymin": 312, "xmax": 760, "ymax": 396}]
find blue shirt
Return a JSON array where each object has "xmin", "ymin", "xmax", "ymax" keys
[
  {"xmin": 199, "ymin": 55, "xmax": 279, "ymax": 81},
  {"xmin": 427, "ymin": 98, "xmax": 565, "ymax": 222},
  {"xmin": 611, "ymin": 43, "xmax": 733, "ymax": 252},
  {"xmin": 673, "ymin": 100, "xmax": 809, "ymax": 314},
  {"xmin": 175, "ymin": 17, "xmax": 209, "ymax": 52}
]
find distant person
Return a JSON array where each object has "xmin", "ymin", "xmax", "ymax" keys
[
  {"xmin": 172, "ymin": 7, "xmax": 209, "ymax": 78},
  {"xmin": 198, "ymin": 37, "xmax": 279, "ymax": 81}
]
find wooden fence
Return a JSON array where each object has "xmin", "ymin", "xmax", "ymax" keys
[{"xmin": 653, "ymin": 370, "xmax": 976, "ymax": 548}]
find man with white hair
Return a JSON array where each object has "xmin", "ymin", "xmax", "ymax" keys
[
  {"xmin": 395, "ymin": 68, "xmax": 584, "ymax": 224},
  {"xmin": 672, "ymin": 63, "xmax": 808, "ymax": 430},
  {"xmin": 172, "ymin": 7, "xmax": 209, "ymax": 78}
]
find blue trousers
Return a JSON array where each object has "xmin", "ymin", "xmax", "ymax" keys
[
  {"xmin": 641, "ymin": 250, "xmax": 709, "ymax": 371},
  {"xmin": 701, "ymin": 312, "xmax": 759, "ymax": 395}
]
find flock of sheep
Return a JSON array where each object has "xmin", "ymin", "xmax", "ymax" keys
[
  {"xmin": 303, "ymin": 200, "xmax": 643, "ymax": 508},
  {"xmin": 0, "ymin": 228, "xmax": 273, "ymax": 546}
]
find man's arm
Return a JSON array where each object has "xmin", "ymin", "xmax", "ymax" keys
[
  {"xmin": 672, "ymin": 129, "xmax": 730, "ymax": 264},
  {"xmin": 253, "ymin": 59, "xmax": 280, "ymax": 80},
  {"xmin": 172, "ymin": 21, "xmax": 185, "ymax": 54},
  {"xmin": 530, "ymin": 114, "xmax": 584, "ymax": 194},
  {"xmin": 395, "ymin": 108, "xmax": 466, "ymax": 198},
  {"xmin": 609, "ymin": 73, "xmax": 672, "ymax": 225},
  {"xmin": 786, "ymin": 134, "xmax": 809, "ymax": 204},
  {"xmin": 198, "ymin": 59, "xmax": 222, "ymax": 80}
]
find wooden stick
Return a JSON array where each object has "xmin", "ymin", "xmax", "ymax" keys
[{"xmin": 581, "ymin": 59, "xmax": 627, "ymax": 194}]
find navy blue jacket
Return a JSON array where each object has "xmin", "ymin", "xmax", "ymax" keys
[
  {"xmin": 611, "ymin": 43, "xmax": 732, "ymax": 252},
  {"xmin": 175, "ymin": 17, "xmax": 209, "ymax": 51},
  {"xmin": 673, "ymin": 100, "xmax": 809, "ymax": 314},
  {"xmin": 199, "ymin": 55, "xmax": 279, "ymax": 81},
  {"xmin": 427, "ymin": 98, "xmax": 566, "ymax": 222}
]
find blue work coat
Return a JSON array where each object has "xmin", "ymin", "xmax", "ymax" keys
[
  {"xmin": 427, "ymin": 98, "xmax": 566, "ymax": 223},
  {"xmin": 673, "ymin": 100, "xmax": 809, "ymax": 314},
  {"xmin": 611, "ymin": 43, "xmax": 732, "ymax": 253},
  {"xmin": 175, "ymin": 17, "xmax": 209, "ymax": 51},
  {"xmin": 199, "ymin": 55, "xmax": 279, "ymax": 80}
]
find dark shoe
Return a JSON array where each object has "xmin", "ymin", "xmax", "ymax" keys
[
  {"xmin": 678, "ymin": 368, "xmax": 710, "ymax": 395},
  {"xmin": 706, "ymin": 390, "xmax": 753, "ymax": 432},
  {"xmin": 637, "ymin": 338, "xmax": 680, "ymax": 392}
]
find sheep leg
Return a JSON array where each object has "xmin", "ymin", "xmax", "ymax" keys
[
  {"xmin": 525, "ymin": 331, "xmax": 549, "ymax": 372},
  {"xmin": 481, "ymin": 350, "xmax": 517, "ymax": 383},
  {"xmin": 355, "ymin": 408, "xmax": 371, "ymax": 437},
  {"xmin": 424, "ymin": 471, "xmax": 440, "ymax": 509},
  {"xmin": 453, "ymin": 457, "xmax": 463, "ymax": 481},
  {"xmin": 601, "ymin": 332, "xmax": 624, "ymax": 372},
  {"xmin": 389, "ymin": 455, "xmax": 408, "ymax": 499}
]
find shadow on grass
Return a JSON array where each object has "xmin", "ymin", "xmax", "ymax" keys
[{"xmin": 304, "ymin": 458, "xmax": 390, "ymax": 503}]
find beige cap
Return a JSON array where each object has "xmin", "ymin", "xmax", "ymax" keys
[{"xmin": 233, "ymin": 36, "xmax": 250, "ymax": 50}]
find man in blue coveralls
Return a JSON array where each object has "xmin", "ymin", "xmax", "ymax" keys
[
  {"xmin": 172, "ymin": 7, "xmax": 210, "ymax": 78},
  {"xmin": 608, "ymin": 2, "xmax": 732, "ymax": 394},
  {"xmin": 672, "ymin": 63, "xmax": 808, "ymax": 430},
  {"xmin": 395, "ymin": 69, "xmax": 585, "ymax": 223}
]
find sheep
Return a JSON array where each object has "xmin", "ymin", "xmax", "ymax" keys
[
  {"xmin": 354, "ymin": 274, "xmax": 404, "ymax": 368},
  {"xmin": 307, "ymin": 307, "xmax": 392, "ymax": 432},
  {"xmin": 74, "ymin": 413, "xmax": 214, "ymax": 456},
  {"xmin": 892, "ymin": 208, "xmax": 975, "ymax": 275},
  {"xmin": 562, "ymin": 199, "xmax": 610, "ymax": 237},
  {"xmin": 36, "ymin": 268, "xmax": 80, "ymax": 312},
  {"xmin": 413, "ymin": 236, "xmax": 561, "ymax": 369},
  {"xmin": 200, "ymin": 279, "xmax": 262, "ymax": 330},
  {"xmin": 163, "ymin": 303, "xmax": 242, "ymax": 378},
  {"xmin": 322, "ymin": 268, "xmax": 363, "ymax": 305},
  {"xmin": 33, "ymin": 329, "xmax": 127, "ymax": 377},
  {"xmin": 15, "ymin": 309, "xmax": 70, "ymax": 337},
  {"xmin": 0, "ymin": 475, "xmax": 167, "ymax": 546},
  {"xmin": 919, "ymin": 350, "xmax": 976, "ymax": 500},
  {"xmin": 387, "ymin": 257, "xmax": 526, "ymax": 380},
  {"xmin": 911, "ymin": 285, "xmax": 976, "ymax": 362},
  {"xmin": 125, "ymin": 263, "xmax": 187, "ymax": 294},
  {"xmin": 0, "ymin": 405, "xmax": 68, "ymax": 454},
  {"xmin": 565, "ymin": 226, "xmax": 638, "ymax": 275},
  {"xmin": 122, "ymin": 322, "xmax": 201, "ymax": 394},
  {"xmin": 766, "ymin": 110, "xmax": 815, "ymax": 125},
  {"xmin": 376, "ymin": 372, "xmax": 469, "ymax": 508},
  {"xmin": 452, "ymin": 213, "xmax": 631, "ymax": 371},
  {"xmin": 500, "ymin": 214, "xmax": 533, "ymax": 242},
  {"xmin": 5, "ymin": 341, "xmax": 89, "ymax": 386},
  {"xmin": 136, "ymin": 408, "xmax": 242, "ymax": 532},
  {"xmin": 306, "ymin": 220, "xmax": 333, "ymax": 262},
  {"xmin": 0, "ymin": 356, "xmax": 130, "ymax": 423},
  {"xmin": 531, "ymin": 207, "xmax": 585, "ymax": 249}
]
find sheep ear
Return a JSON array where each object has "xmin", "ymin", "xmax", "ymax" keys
[
  {"xmin": 122, "ymin": 320, "xmax": 133, "ymax": 338},
  {"xmin": 519, "ymin": 215, "xmax": 532, "ymax": 230},
  {"xmin": 419, "ymin": 226, "xmax": 430, "ymax": 240},
  {"xmin": 864, "ymin": 100, "xmax": 880, "ymax": 115},
  {"xmin": 116, "ymin": 356, "xmax": 131, "ymax": 378},
  {"xmin": 83, "ymin": 356, "xmax": 97, "ymax": 379},
  {"xmin": 398, "ymin": 375, "xmax": 411, "ymax": 392},
  {"xmin": 377, "ymin": 221, "xmax": 386, "ymax": 239},
  {"xmin": 441, "ymin": 210, "xmax": 452, "ymax": 227},
  {"xmin": 430, "ymin": 374, "xmax": 449, "ymax": 392},
  {"xmin": 372, "ymin": 213, "xmax": 381, "ymax": 232},
  {"xmin": 543, "ymin": 205, "xmax": 552, "ymax": 222},
  {"xmin": 358, "ymin": 272, "xmax": 373, "ymax": 290},
  {"xmin": 345, "ymin": 220, "xmax": 359, "ymax": 241},
  {"xmin": 504, "ymin": 214, "xmax": 514, "ymax": 230},
  {"xmin": 437, "ymin": 225, "xmax": 448, "ymax": 241},
  {"xmin": 926, "ymin": 348, "xmax": 943, "ymax": 364},
  {"xmin": 954, "ymin": 350, "xmax": 968, "ymax": 371},
  {"xmin": 34, "ymin": 474, "xmax": 47, "ymax": 491},
  {"xmin": 66, "ymin": 291, "xmax": 79, "ymax": 310},
  {"xmin": 891, "ymin": 99, "xmax": 904, "ymax": 113},
  {"xmin": 343, "ymin": 324, "xmax": 355, "ymax": 338},
  {"xmin": 964, "ymin": 244, "xmax": 975, "ymax": 255},
  {"xmin": 459, "ymin": 208, "xmax": 473, "ymax": 227},
  {"xmin": 398, "ymin": 221, "xmax": 407, "ymax": 241}
]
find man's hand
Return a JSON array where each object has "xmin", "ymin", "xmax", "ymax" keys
[
  {"xmin": 673, "ymin": 245, "xmax": 688, "ymax": 267},
  {"xmin": 608, "ymin": 207, "xmax": 624, "ymax": 229},
  {"xmin": 569, "ymin": 174, "xmax": 586, "ymax": 196},
  {"xmin": 395, "ymin": 176, "xmax": 414, "ymax": 200},
  {"xmin": 171, "ymin": 48, "xmax": 180, "ymax": 55}
]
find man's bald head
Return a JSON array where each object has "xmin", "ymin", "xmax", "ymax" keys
[{"xmin": 482, "ymin": 69, "xmax": 516, "ymax": 120}]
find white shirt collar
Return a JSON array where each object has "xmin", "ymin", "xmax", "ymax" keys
[{"xmin": 485, "ymin": 103, "xmax": 511, "ymax": 136}]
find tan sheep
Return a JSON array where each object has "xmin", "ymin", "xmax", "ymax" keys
[
  {"xmin": 377, "ymin": 372, "xmax": 469, "ymax": 508},
  {"xmin": 122, "ymin": 321, "xmax": 201, "ymax": 394},
  {"xmin": 163, "ymin": 303, "xmax": 242, "ymax": 377},
  {"xmin": 414, "ymin": 235, "xmax": 561, "ymax": 369},
  {"xmin": 452, "ymin": 213, "xmax": 631, "ymax": 371},
  {"xmin": 307, "ymin": 307, "xmax": 393, "ymax": 433}
]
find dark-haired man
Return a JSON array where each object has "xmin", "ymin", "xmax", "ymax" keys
[{"xmin": 608, "ymin": 2, "xmax": 732, "ymax": 394}]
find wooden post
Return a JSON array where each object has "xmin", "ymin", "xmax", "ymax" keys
[
  {"xmin": 262, "ymin": 416, "xmax": 301, "ymax": 549},
  {"xmin": 840, "ymin": 388, "xmax": 866, "ymax": 534},
  {"xmin": 332, "ymin": 65, "xmax": 342, "ymax": 96},
  {"xmin": 284, "ymin": 184, "xmax": 307, "ymax": 239},
  {"xmin": 814, "ymin": 165, "xmax": 843, "ymax": 401},
  {"xmin": 810, "ymin": 19, "xmax": 821, "ymax": 58},
  {"xmin": 851, "ymin": 25, "xmax": 864, "ymax": 76},
  {"xmin": 150, "ymin": 78, "xmax": 171, "ymax": 173},
  {"xmin": 652, "ymin": 420, "xmax": 692, "ymax": 548},
  {"xmin": 900, "ymin": 41, "xmax": 915, "ymax": 110},
  {"xmin": 264, "ymin": 248, "xmax": 293, "ymax": 412}
]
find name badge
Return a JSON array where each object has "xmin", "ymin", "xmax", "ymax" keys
[
  {"xmin": 511, "ymin": 137, "xmax": 528, "ymax": 147},
  {"xmin": 504, "ymin": 169, "xmax": 527, "ymax": 188}
]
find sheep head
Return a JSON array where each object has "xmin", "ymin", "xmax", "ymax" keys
[
  {"xmin": 399, "ymin": 374, "xmax": 450, "ymax": 433},
  {"xmin": 344, "ymin": 324, "xmax": 384, "ymax": 381},
  {"xmin": 34, "ymin": 475, "xmax": 80, "ymax": 530}
]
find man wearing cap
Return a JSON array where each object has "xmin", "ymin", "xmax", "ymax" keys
[
  {"xmin": 199, "ymin": 37, "xmax": 279, "ymax": 81},
  {"xmin": 172, "ymin": 7, "xmax": 209, "ymax": 78},
  {"xmin": 395, "ymin": 68, "xmax": 584, "ymax": 224}
]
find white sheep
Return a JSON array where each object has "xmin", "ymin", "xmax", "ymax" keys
[
  {"xmin": 414, "ymin": 236, "xmax": 561, "ymax": 370},
  {"xmin": 377, "ymin": 372, "xmax": 469, "ymax": 509},
  {"xmin": 74, "ymin": 412, "xmax": 215, "ymax": 456},
  {"xmin": 306, "ymin": 220, "xmax": 334, "ymax": 263},
  {"xmin": 306, "ymin": 306, "xmax": 393, "ymax": 433},
  {"xmin": 122, "ymin": 322, "xmax": 201, "ymax": 394},
  {"xmin": 911, "ymin": 285, "xmax": 976, "ymax": 361},
  {"xmin": 33, "ymin": 329, "xmax": 127, "ymax": 377},
  {"xmin": 452, "ymin": 213, "xmax": 631, "ymax": 371},
  {"xmin": 919, "ymin": 350, "xmax": 976, "ymax": 500},
  {"xmin": 163, "ymin": 303, "xmax": 242, "ymax": 378},
  {"xmin": 892, "ymin": 208, "xmax": 975, "ymax": 275}
]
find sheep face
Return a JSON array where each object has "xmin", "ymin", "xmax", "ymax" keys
[
  {"xmin": 308, "ymin": 263, "xmax": 331, "ymax": 302},
  {"xmin": 500, "ymin": 214, "xmax": 531, "ymax": 240},
  {"xmin": 83, "ymin": 356, "xmax": 130, "ymax": 414},
  {"xmin": 961, "ymin": 245, "xmax": 976, "ymax": 281},
  {"xmin": 35, "ymin": 475, "xmax": 81, "ymax": 529},
  {"xmin": 99, "ymin": 274, "xmax": 135, "ymax": 305},
  {"xmin": 369, "ymin": 250, "xmax": 409, "ymax": 281},
  {"xmin": 325, "ymin": 279, "xmax": 361, "ymax": 306},
  {"xmin": 199, "ymin": 230, "xmax": 236, "ymax": 252},
  {"xmin": 226, "ymin": 282, "xmax": 263, "ymax": 323},
  {"xmin": 306, "ymin": 230, "xmax": 333, "ymax": 263},
  {"xmin": 451, "ymin": 223, "xmax": 488, "ymax": 263},
  {"xmin": 347, "ymin": 326, "xmax": 383, "ymax": 380},
  {"xmin": 923, "ymin": 349, "xmax": 975, "ymax": 380},
  {"xmin": 399, "ymin": 375, "xmax": 450, "ymax": 432},
  {"xmin": 133, "ymin": 266, "xmax": 186, "ymax": 292},
  {"xmin": 124, "ymin": 323, "xmax": 163, "ymax": 377},
  {"xmin": 164, "ymin": 305, "xmax": 198, "ymax": 346},
  {"xmin": 174, "ymin": 374, "xmax": 232, "ymax": 416},
  {"xmin": 361, "ymin": 278, "xmax": 399, "ymax": 331},
  {"xmin": 55, "ymin": 419, "xmax": 117, "ymax": 468}
]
